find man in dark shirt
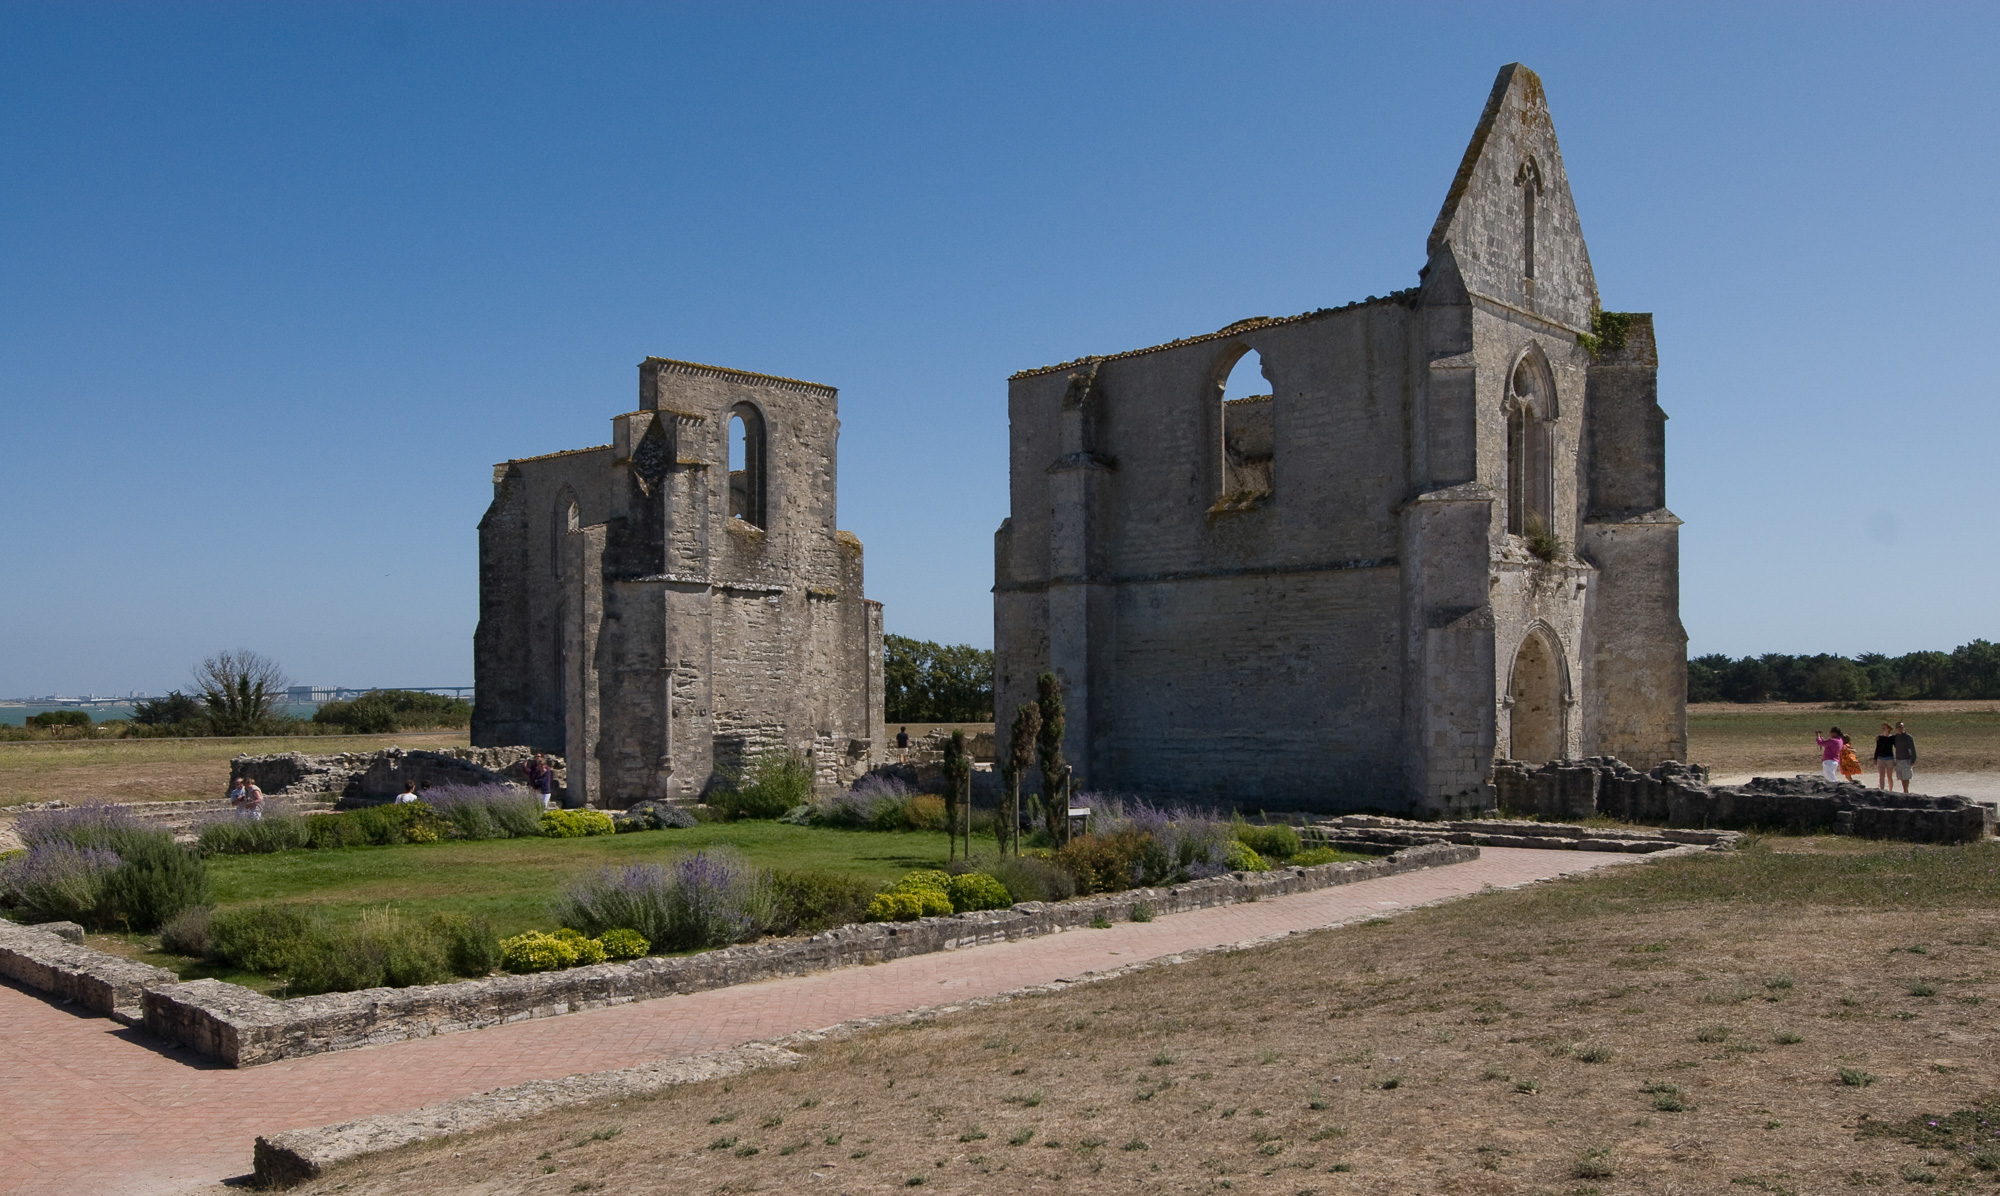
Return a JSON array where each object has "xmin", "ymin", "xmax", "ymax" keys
[
  {"xmin": 895, "ymin": 726, "xmax": 910, "ymax": 763},
  {"xmin": 1892, "ymin": 722, "xmax": 1918, "ymax": 794}
]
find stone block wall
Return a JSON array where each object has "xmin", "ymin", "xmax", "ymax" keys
[
  {"xmin": 137, "ymin": 841, "xmax": 1476, "ymax": 1066},
  {"xmin": 232, "ymin": 747, "xmax": 563, "ymax": 804},
  {"xmin": 1492, "ymin": 756, "xmax": 1992, "ymax": 843}
]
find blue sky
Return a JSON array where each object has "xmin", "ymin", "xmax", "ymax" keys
[{"xmin": 3, "ymin": 2, "xmax": 1996, "ymax": 695}]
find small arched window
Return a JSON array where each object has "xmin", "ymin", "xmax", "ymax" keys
[
  {"xmin": 1218, "ymin": 348, "xmax": 1273, "ymax": 500},
  {"xmin": 727, "ymin": 402, "xmax": 767, "ymax": 528},
  {"xmin": 551, "ymin": 488, "xmax": 579, "ymax": 578},
  {"xmin": 1515, "ymin": 158, "xmax": 1543, "ymax": 285},
  {"xmin": 1505, "ymin": 353, "xmax": 1556, "ymax": 538}
]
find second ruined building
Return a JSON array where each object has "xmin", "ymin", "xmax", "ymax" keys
[{"xmin": 994, "ymin": 64, "xmax": 1686, "ymax": 816}]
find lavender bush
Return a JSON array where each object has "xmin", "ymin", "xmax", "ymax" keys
[
  {"xmin": 17, "ymin": 802, "xmax": 145, "ymax": 853},
  {"xmin": 421, "ymin": 783, "xmax": 543, "ymax": 840},
  {"xmin": 1086, "ymin": 796, "xmax": 1233, "ymax": 885},
  {"xmin": 783, "ymin": 773, "xmax": 917, "ymax": 831},
  {"xmin": 553, "ymin": 849, "xmax": 772, "ymax": 952},
  {"xmin": 1, "ymin": 843, "xmax": 123, "ymax": 923}
]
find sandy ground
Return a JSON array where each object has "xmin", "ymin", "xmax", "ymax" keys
[{"xmin": 1709, "ymin": 770, "xmax": 2000, "ymax": 803}]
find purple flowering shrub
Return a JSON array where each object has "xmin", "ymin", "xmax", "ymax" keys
[
  {"xmin": 17, "ymin": 802, "xmax": 145, "ymax": 853},
  {"xmin": 1071, "ymin": 796, "xmax": 1233, "ymax": 887},
  {"xmin": 1, "ymin": 842, "xmax": 124, "ymax": 923},
  {"xmin": 553, "ymin": 849, "xmax": 773, "ymax": 952},
  {"xmin": 421, "ymin": 783, "xmax": 544, "ymax": 839}
]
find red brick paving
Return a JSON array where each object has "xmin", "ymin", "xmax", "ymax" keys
[{"xmin": 0, "ymin": 848, "xmax": 1636, "ymax": 1195}]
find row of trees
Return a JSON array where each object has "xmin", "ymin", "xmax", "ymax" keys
[
  {"xmin": 884, "ymin": 635, "xmax": 993, "ymax": 723},
  {"xmin": 127, "ymin": 651, "xmax": 469, "ymax": 736},
  {"xmin": 1688, "ymin": 640, "xmax": 2000, "ymax": 704}
]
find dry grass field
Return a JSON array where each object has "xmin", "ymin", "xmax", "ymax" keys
[
  {"xmin": 0, "ymin": 731, "xmax": 470, "ymax": 808},
  {"xmin": 1688, "ymin": 701, "xmax": 2000, "ymax": 777},
  {"xmin": 286, "ymin": 837, "xmax": 2000, "ymax": 1196}
]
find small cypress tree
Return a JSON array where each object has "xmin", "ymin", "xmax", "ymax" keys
[
  {"xmin": 1005, "ymin": 703, "xmax": 1040, "ymax": 857},
  {"xmin": 1035, "ymin": 672, "xmax": 1068, "ymax": 844},
  {"xmin": 942, "ymin": 729, "xmax": 972, "ymax": 860}
]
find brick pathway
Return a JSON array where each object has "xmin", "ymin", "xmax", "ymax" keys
[{"xmin": 0, "ymin": 847, "xmax": 1636, "ymax": 1195}]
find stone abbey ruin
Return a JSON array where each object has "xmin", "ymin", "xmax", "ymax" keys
[
  {"xmin": 470, "ymin": 65, "xmax": 1974, "ymax": 831},
  {"xmin": 473, "ymin": 357, "xmax": 884, "ymax": 807},
  {"xmin": 994, "ymin": 64, "xmax": 1686, "ymax": 816}
]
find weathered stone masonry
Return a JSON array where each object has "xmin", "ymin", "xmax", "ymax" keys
[
  {"xmin": 994, "ymin": 64, "xmax": 1686, "ymax": 816},
  {"xmin": 474, "ymin": 358, "xmax": 885, "ymax": 805}
]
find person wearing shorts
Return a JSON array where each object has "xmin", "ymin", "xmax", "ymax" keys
[
  {"xmin": 1873, "ymin": 722, "xmax": 1897, "ymax": 789},
  {"xmin": 1893, "ymin": 722, "xmax": 1917, "ymax": 794},
  {"xmin": 1815, "ymin": 728, "xmax": 1845, "ymax": 783}
]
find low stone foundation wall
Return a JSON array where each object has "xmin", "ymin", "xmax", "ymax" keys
[
  {"xmin": 0, "ymin": 920, "xmax": 178, "ymax": 1019},
  {"xmin": 1492, "ymin": 757, "xmax": 1992, "ymax": 843},
  {"xmin": 233, "ymin": 747, "xmax": 565, "ymax": 805},
  {"xmin": 1313, "ymin": 815, "xmax": 1739, "ymax": 854},
  {"xmin": 140, "ymin": 840, "xmax": 1476, "ymax": 1067}
]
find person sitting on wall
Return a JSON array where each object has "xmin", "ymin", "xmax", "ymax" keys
[{"xmin": 394, "ymin": 781, "xmax": 419, "ymax": 805}]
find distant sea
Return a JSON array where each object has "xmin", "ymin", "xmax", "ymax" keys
[{"xmin": 0, "ymin": 703, "xmax": 321, "ymax": 727}]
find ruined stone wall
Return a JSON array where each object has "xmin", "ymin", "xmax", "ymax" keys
[
  {"xmin": 476, "ymin": 358, "xmax": 881, "ymax": 808},
  {"xmin": 233, "ymin": 747, "xmax": 564, "ymax": 804},
  {"xmin": 995, "ymin": 64, "xmax": 1684, "ymax": 816},
  {"xmin": 1492, "ymin": 756, "xmax": 1991, "ymax": 843},
  {"xmin": 996, "ymin": 298, "xmax": 1420, "ymax": 812}
]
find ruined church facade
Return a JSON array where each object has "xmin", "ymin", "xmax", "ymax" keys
[
  {"xmin": 994, "ymin": 65, "xmax": 1685, "ymax": 816},
  {"xmin": 474, "ymin": 358, "xmax": 885, "ymax": 807}
]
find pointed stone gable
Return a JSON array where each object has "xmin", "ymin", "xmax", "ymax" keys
[{"xmin": 1428, "ymin": 64, "xmax": 1598, "ymax": 332}]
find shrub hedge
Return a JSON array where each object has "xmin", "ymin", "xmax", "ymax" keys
[
  {"xmin": 1, "ymin": 804, "xmax": 209, "ymax": 931},
  {"xmin": 194, "ymin": 902, "xmax": 501, "ymax": 994},
  {"xmin": 540, "ymin": 808, "xmax": 616, "ymax": 838}
]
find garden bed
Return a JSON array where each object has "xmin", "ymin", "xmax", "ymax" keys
[{"xmin": 37, "ymin": 840, "xmax": 1474, "ymax": 1066}]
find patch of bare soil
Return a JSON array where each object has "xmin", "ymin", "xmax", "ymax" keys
[
  {"xmin": 293, "ymin": 859, "xmax": 2000, "ymax": 1196},
  {"xmin": 0, "ymin": 731, "xmax": 469, "ymax": 807}
]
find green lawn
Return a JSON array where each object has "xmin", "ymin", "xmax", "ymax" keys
[
  {"xmin": 93, "ymin": 822, "xmax": 957, "ymax": 990},
  {"xmin": 203, "ymin": 821, "xmax": 953, "ymax": 936}
]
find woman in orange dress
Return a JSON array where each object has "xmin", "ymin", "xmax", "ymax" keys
[{"xmin": 1838, "ymin": 736, "xmax": 1863, "ymax": 783}]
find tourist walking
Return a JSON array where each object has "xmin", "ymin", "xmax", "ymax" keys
[
  {"xmin": 1838, "ymin": 736, "xmax": 1862, "ymax": 783},
  {"xmin": 230, "ymin": 776, "xmax": 265, "ymax": 821},
  {"xmin": 895, "ymin": 726, "xmax": 910, "ymax": 763},
  {"xmin": 394, "ymin": 781, "xmax": 419, "ymax": 805},
  {"xmin": 524, "ymin": 752, "xmax": 555, "ymax": 810},
  {"xmin": 1815, "ymin": 727, "xmax": 1846, "ymax": 784},
  {"xmin": 1873, "ymin": 722, "xmax": 1898, "ymax": 789},
  {"xmin": 1893, "ymin": 721, "xmax": 1918, "ymax": 794}
]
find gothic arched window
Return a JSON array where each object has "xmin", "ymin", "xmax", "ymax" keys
[
  {"xmin": 1218, "ymin": 347, "xmax": 1274, "ymax": 500},
  {"xmin": 727, "ymin": 402, "xmax": 767, "ymax": 528},
  {"xmin": 1515, "ymin": 158, "xmax": 1543, "ymax": 285},
  {"xmin": 1505, "ymin": 353, "xmax": 1556, "ymax": 538}
]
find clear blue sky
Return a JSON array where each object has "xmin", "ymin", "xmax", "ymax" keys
[{"xmin": 3, "ymin": 2, "xmax": 1996, "ymax": 696}]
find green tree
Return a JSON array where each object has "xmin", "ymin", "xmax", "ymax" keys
[
  {"xmin": 1002, "ymin": 703, "xmax": 1040, "ymax": 857},
  {"xmin": 942, "ymin": 729, "xmax": 972, "ymax": 861},
  {"xmin": 883, "ymin": 634, "xmax": 994, "ymax": 722},
  {"xmin": 1035, "ymin": 672, "xmax": 1069, "ymax": 844},
  {"xmin": 132, "ymin": 691, "xmax": 207, "ymax": 729},
  {"xmin": 193, "ymin": 650, "xmax": 289, "ymax": 736}
]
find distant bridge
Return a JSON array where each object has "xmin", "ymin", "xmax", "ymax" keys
[{"xmin": 286, "ymin": 687, "xmax": 475, "ymax": 703}]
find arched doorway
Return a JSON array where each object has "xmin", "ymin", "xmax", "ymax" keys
[{"xmin": 1508, "ymin": 630, "xmax": 1565, "ymax": 764}]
